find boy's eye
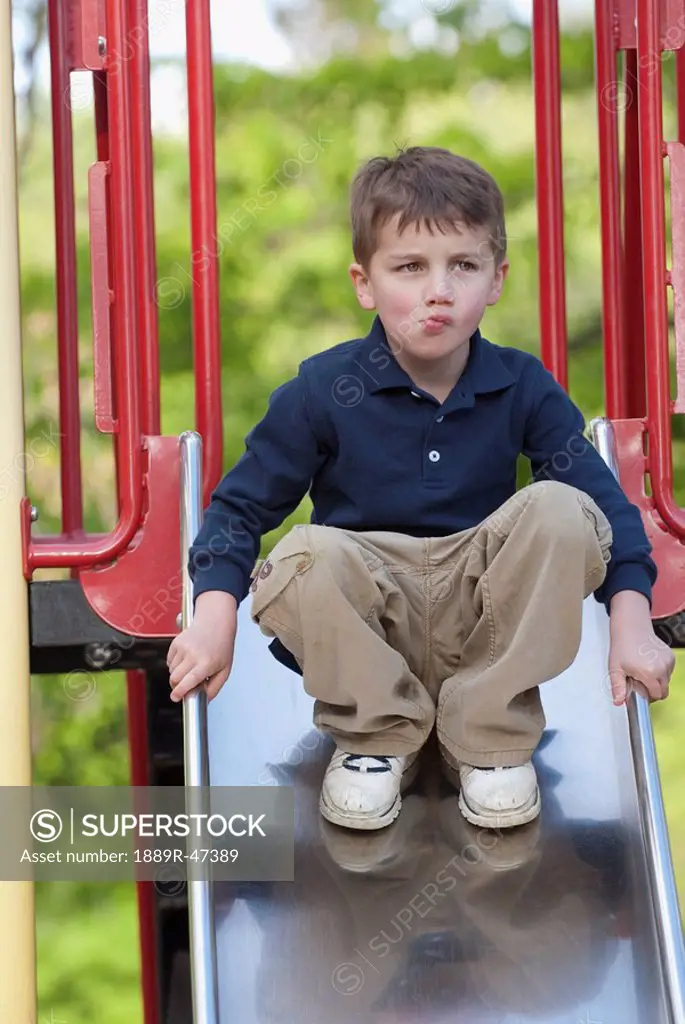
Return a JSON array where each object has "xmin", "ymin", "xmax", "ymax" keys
[{"xmin": 395, "ymin": 260, "xmax": 478, "ymax": 273}]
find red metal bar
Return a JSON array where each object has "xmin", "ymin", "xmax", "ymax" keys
[
  {"xmin": 595, "ymin": 0, "xmax": 629, "ymax": 419},
  {"xmin": 30, "ymin": 0, "xmax": 145, "ymax": 570},
  {"xmin": 186, "ymin": 0, "xmax": 223, "ymax": 502},
  {"xmin": 636, "ymin": 0, "xmax": 685, "ymax": 536},
  {"xmin": 124, "ymin": 11, "xmax": 160, "ymax": 1023},
  {"xmin": 623, "ymin": 49, "xmax": 648, "ymax": 420},
  {"xmin": 48, "ymin": 0, "xmax": 84, "ymax": 536},
  {"xmin": 531, "ymin": 0, "xmax": 568, "ymax": 388},
  {"xmin": 126, "ymin": 670, "xmax": 160, "ymax": 1024},
  {"xmin": 129, "ymin": 0, "xmax": 160, "ymax": 436}
]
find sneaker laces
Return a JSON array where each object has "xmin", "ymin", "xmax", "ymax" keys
[{"xmin": 341, "ymin": 754, "xmax": 394, "ymax": 774}]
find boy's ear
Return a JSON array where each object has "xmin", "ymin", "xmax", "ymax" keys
[
  {"xmin": 486, "ymin": 258, "xmax": 510, "ymax": 307},
  {"xmin": 349, "ymin": 262, "xmax": 376, "ymax": 311}
]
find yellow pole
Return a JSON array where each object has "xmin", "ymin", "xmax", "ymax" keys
[{"xmin": 0, "ymin": 0, "xmax": 37, "ymax": 1021}]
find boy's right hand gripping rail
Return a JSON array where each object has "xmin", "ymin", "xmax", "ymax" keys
[{"xmin": 591, "ymin": 416, "xmax": 685, "ymax": 1022}]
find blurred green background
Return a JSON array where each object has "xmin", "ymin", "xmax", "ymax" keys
[{"xmin": 13, "ymin": 0, "xmax": 685, "ymax": 1020}]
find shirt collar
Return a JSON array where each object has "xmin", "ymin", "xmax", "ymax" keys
[{"xmin": 353, "ymin": 315, "xmax": 516, "ymax": 400}]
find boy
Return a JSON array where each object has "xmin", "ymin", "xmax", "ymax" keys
[{"xmin": 167, "ymin": 147, "xmax": 674, "ymax": 832}]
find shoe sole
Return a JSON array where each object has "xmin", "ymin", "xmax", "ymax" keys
[
  {"xmin": 457, "ymin": 787, "xmax": 542, "ymax": 830},
  {"xmin": 319, "ymin": 756, "xmax": 420, "ymax": 831}
]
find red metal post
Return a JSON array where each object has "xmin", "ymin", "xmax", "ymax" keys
[
  {"xmin": 186, "ymin": 0, "xmax": 223, "ymax": 503},
  {"xmin": 623, "ymin": 49, "xmax": 648, "ymax": 421},
  {"xmin": 636, "ymin": 0, "xmax": 685, "ymax": 536},
  {"xmin": 124, "ymin": 8, "xmax": 161, "ymax": 1024},
  {"xmin": 129, "ymin": 0, "xmax": 161, "ymax": 436},
  {"xmin": 531, "ymin": 0, "xmax": 568, "ymax": 388},
  {"xmin": 126, "ymin": 670, "xmax": 160, "ymax": 1024},
  {"xmin": 595, "ymin": 0, "xmax": 630, "ymax": 420},
  {"xmin": 48, "ymin": 0, "xmax": 84, "ymax": 536}
]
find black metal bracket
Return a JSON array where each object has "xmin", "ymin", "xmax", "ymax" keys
[
  {"xmin": 653, "ymin": 612, "xmax": 685, "ymax": 649},
  {"xmin": 29, "ymin": 579, "xmax": 170, "ymax": 674}
]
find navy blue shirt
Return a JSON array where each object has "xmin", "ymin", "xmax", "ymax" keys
[{"xmin": 190, "ymin": 316, "xmax": 657, "ymax": 620}]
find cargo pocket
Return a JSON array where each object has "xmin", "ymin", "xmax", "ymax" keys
[
  {"xmin": 577, "ymin": 492, "xmax": 613, "ymax": 565},
  {"xmin": 249, "ymin": 526, "xmax": 314, "ymax": 627}
]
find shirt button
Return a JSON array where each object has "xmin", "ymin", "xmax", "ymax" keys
[
  {"xmin": 429, "ymin": 450, "xmax": 440, "ymax": 462},
  {"xmin": 436, "ymin": 415, "xmax": 444, "ymax": 423},
  {"xmin": 410, "ymin": 390, "xmax": 421, "ymax": 398}
]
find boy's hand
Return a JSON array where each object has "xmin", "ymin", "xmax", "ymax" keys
[
  {"xmin": 608, "ymin": 591, "xmax": 675, "ymax": 706},
  {"xmin": 167, "ymin": 592, "xmax": 238, "ymax": 703}
]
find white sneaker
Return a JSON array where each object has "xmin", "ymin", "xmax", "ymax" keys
[
  {"xmin": 319, "ymin": 748, "xmax": 419, "ymax": 830},
  {"xmin": 458, "ymin": 761, "xmax": 541, "ymax": 829}
]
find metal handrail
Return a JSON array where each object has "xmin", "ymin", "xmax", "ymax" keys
[
  {"xmin": 591, "ymin": 416, "xmax": 685, "ymax": 1022},
  {"xmin": 179, "ymin": 430, "xmax": 219, "ymax": 1024}
]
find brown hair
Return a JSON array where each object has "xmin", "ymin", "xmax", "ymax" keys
[{"xmin": 350, "ymin": 146, "xmax": 506, "ymax": 269}]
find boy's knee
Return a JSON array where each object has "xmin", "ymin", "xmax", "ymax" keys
[
  {"xmin": 526, "ymin": 480, "xmax": 589, "ymax": 527},
  {"xmin": 526, "ymin": 479, "xmax": 577, "ymax": 509},
  {"xmin": 305, "ymin": 524, "xmax": 357, "ymax": 564},
  {"xmin": 526, "ymin": 481, "xmax": 612, "ymax": 557}
]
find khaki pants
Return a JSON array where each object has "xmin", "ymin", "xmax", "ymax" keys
[{"xmin": 249, "ymin": 481, "xmax": 613, "ymax": 767}]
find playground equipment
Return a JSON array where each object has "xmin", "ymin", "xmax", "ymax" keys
[{"xmin": 2, "ymin": 0, "xmax": 685, "ymax": 1019}]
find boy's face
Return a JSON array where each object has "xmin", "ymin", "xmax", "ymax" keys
[{"xmin": 349, "ymin": 215, "xmax": 509, "ymax": 367}]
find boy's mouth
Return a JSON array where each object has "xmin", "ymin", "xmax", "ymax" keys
[{"xmin": 422, "ymin": 314, "xmax": 453, "ymax": 332}]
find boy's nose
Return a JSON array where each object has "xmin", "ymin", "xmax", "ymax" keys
[{"xmin": 424, "ymin": 274, "xmax": 455, "ymax": 305}]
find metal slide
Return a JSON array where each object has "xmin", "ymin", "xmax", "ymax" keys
[
  {"xmin": 179, "ymin": 422, "xmax": 685, "ymax": 1024},
  {"xmin": 205, "ymin": 596, "xmax": 679, "ymax": 1024}
]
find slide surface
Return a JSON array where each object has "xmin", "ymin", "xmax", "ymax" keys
[{"xmin": 207, "ymin": 597, "xmax": 675, "ymax": 1023}]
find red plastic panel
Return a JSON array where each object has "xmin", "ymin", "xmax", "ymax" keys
[
  {"xmin": 79, "ymin": 436, "xmax": 182, "ymax": 637},
  {"xmin": 612, "ymin": 420, "xmax": 685, "ymax": 618}
]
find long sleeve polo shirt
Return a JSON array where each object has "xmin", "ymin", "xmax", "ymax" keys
[{"xmin": 190, "ymin": 316, "xmax": 657, "ymax": 619}]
